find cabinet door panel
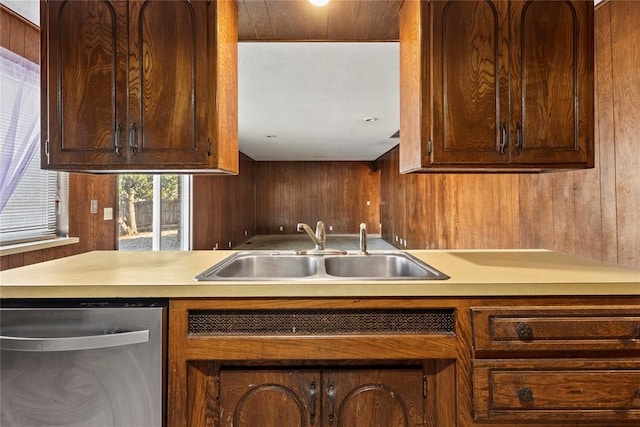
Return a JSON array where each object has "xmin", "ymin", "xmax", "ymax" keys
[
  {"xmin": 510, "ymin": 0, "xmax": 593, "ymax": 165},
  {"xmin": 325, "ymin": 368, "xmax": 425, "ymax": 427},
  {"xmin": 44, "ymin": 0, "xmax": 127, "ymax": 168},
  {"xmin": 219, "ymin": 369, "xmax": 318, "ymax": 427},
  {"xmin": 432, "ymin": 0, "xmax": 509, "ymax": 165},
  {"xmin": 128, "ymin": 0, "xmax": 208, "ymax": 166}
]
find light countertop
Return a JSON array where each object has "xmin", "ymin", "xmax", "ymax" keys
[{"xmin": 1, "ymin": 250, "xmax": 639, "ymax": 299}]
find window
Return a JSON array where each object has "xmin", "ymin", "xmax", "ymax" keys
[
  {"xmin": 118, "ymin": 174, "xmax": 191, "ymax": 251},
  {"xmin": 0, "ymin": 46, "xmax": 67, "ymax": 245}
]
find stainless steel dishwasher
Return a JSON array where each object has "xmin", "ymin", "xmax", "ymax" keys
[{"xmin": 0, "ymin": 300, "xmax": 165, "ymax": 427}]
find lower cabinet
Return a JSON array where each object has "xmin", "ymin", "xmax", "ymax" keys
[
  {"xmin": 473, "ymin": 359, "xmax": 640, "ymax": 422},
  {"xmin": 169, "ymin": 298, "xmax": 640, "ymax": 426},
  {"xmin": 472, "ymin": 306, "xmax": 640, "ymax": 425},
  {"xmin": 219, "ymin": 367, "xmax": 426, "ymax": 427}
]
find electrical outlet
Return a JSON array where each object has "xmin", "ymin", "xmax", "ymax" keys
[
  {"xmin": 279, "ymin": 226, "xmax": 284, "ymax": 232},
  {"xmin": 366, "ymin": 200, "xmax": 371, "ymax": 206},
  {"xmin": 90, "ymin": 199, "xmax": 98, "ymax": 214},
  {"xmin": 329, "ymin": 225, "xmax": 333, "ymax": 231},
  {"xmin": 103, "ymin": 207, "xmax": 113, "ymax": 220}
]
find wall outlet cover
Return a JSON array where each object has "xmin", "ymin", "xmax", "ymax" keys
[{"xmin": 103, "ymin": 207, "xmax": 113, "ymax": 221}]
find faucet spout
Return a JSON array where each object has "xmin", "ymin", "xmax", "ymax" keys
[
  {"xmin": 297, "ymin": 222, "xmax": 324, "ymax": 250},
  {"xmin": 359, "ymin": 223, "xmax": 368, "ymax": 255}
]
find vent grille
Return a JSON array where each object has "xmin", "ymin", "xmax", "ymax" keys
[{"xmin": 188, "ymin": 309, "xmax": 455, "ymax": 336}]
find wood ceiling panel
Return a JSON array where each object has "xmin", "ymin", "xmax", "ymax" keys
[{"xmin": 238, "ymin": 0, "xmax": 401, "ymax": 41}]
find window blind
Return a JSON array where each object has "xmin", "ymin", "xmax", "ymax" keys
[{"xmin": 0, "ymin": 46, "xmax": 64, "ymax": 245}]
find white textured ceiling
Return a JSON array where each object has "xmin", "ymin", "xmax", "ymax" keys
[{"xmin": 238, "ymin": 42, "xmax": 400, "ymax": 161}]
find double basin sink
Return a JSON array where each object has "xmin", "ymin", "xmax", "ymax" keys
[{"xmin": 195, "ymin": 251, "xmax": 449, "ymax": 281}]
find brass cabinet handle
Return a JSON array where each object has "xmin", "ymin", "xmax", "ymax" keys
[
  {"xmin": 129, "ymin": 123, "xmax": 138, "ymax": 155},
  {"xmin": 115, "ymin": 122, "xmax": 123, "ymax": 156},
  {"xmin": 518, "ymin": 387, "xmax": 534, "ymax": 402},
  {"xmin": 309, "ymin": 382, "xmax": 316, "ymax": 425},
  {"xmin": 516, "ymin": 322, "xmax": 533, "ymax": 340}
]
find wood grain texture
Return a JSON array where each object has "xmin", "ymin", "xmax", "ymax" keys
[
  {"xmin": 254, "ymin": 161, "xmax": 380, "ymax": 235},
  {"xmin": 211, "ymin": 0, "xmax": 239, "ymax": 173},
  {"xmin": 382, "ymin": 2, "xmax": 640, "ymax": 269},
  {"xmin": 398, "ymin": 0, "xmax": 428, "ymax": 172},
  {"xmin": 594, "ymin": 2, "xmax": 618, "ymax": 265},
  {"xmin": 192, "ymin": 153, "xmax": 255, "ymax": 250},
  {"xmin": 237, "ymin": 0, "xmax": 401, "ymax": 41},
  {"xmin": 473, "ymin": 360, "xmax": 640, "ymax": 422},
  {"xmin": 610, "ymin": 1, "xmax": 640, "ymax": 268}
]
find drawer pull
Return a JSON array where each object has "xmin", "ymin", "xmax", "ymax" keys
[
  {"xmin": 518, "ymin": 387, "xmax": 534, "ymax": 403},
  {"xmin": 516, "ymin": 322, "xmax": 533, "ymax": 340}
]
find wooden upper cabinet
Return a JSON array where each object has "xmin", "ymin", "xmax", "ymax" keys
[
  {"xmin": 41, "ymin": 0, "xmax": 238, "ymax": 173},
  {"xmin": 399, "ymin": 0, "xmax": 594, "ymax": 172},
  {"xmin": 510, "ymin": 1, "xmax": 593, "ymax": 166}
]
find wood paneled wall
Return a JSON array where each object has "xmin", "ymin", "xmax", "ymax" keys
[
  {"xmin": 255, "ymin": 161, "xmax": 381, "ymax": 235},
  {"xmin": 378, "ymin": 0, "xmax": 640, "ymax": 270},
  {"xmin": 192, "ymin": 154, "xmax": 256, "ymax": 250},
  {"xmin": 1, "ymin": 5, "xmax": 118, "ymax": 270}
]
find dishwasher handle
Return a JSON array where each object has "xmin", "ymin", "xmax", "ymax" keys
[{"xmin": 0, "ymin": 329, "xmax": 149, "ymax": 352}]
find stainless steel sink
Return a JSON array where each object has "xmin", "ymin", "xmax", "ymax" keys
[
  {"xmin": 195, "ymin": 251, "xmax": 449, "ymax": 281},
  {"xmin": 324, "ymin": 253, "xmax": 448, "ymax": 279},
  {"xmin": 196, "ymin": 252, "xmax": 319, "ymax": 280}
]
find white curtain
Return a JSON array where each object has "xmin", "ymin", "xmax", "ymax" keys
[{"xmin": 0, "ymin": 46, "xmax": 40, "ymax": 213}]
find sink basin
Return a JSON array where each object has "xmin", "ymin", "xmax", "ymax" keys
[
  {"xmin": 323, "ymin": 253, "xmax": 448, "ymax": 279},
  {"xmin": 194, "ymin": 251, "xmax": 449, "ymax": 281},
  {"xmin": 195, "ymin": 252, "xmax": 319, "ymax": 280}
]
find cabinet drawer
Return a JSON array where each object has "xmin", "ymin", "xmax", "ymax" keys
[
  {"xmin": 473, "ymin": 359, "xmax": 640, "ymax": 422},
  {"xmin": 473, "ymin": 307, "xmax": 640, "ymax": 353}
]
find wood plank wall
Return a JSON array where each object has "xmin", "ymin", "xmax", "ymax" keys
[
  {"xmin": 0, "ymin": 5, "xmax": 118, "ymax": 270},
  {"xmin": 255, "ymin": 161, "xmax": 381, "ymax": 235},
  {"xmin": 192, "ymin": 154, "xmax": 256, "ymax": 250},
  {"xmin": 378, "ymin": 1, "xmax": 640, "ymax": 269}
]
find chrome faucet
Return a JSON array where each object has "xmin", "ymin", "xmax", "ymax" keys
[
  {"xmin": 297, "ymin": 221, "xmax": 326, "ymax": 251},
  {"xmin": 359, "ymin": 223, "xmax": 368, "ymax": 255}
]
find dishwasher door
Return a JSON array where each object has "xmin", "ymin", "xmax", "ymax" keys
[{"xmin": 0, "ymin": 305, "xmax": 165, "ymax": 427}]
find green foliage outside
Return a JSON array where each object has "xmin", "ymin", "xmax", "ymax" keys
[
  {"xmin": 119, "ymin": 174, "xmax": 179, "ymax": 202},
  {"xmin": 119, "ymin": 174, "xmax": 179, "ymax": 235}
]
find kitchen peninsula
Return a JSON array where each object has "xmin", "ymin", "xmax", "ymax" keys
[{"xmin": 1, "ymin": 250, "xmax": 639, "ymax": 426}]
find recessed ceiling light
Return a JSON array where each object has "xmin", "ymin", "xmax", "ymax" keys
[
  {"xmin": 363, "ymin": 117, "xmax": 378, "ymax": 122},
  {"xmin": 308, "ymin": 0, "xmax": 330, "ymax": 6}
]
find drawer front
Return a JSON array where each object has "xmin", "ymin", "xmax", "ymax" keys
[
  {"xmin": 473, "ymin": 360, "xmax": 640, "ymax": 422},
  {"xmin": 473, "ymin": 307, "xmax": 640, "ymax": 353}
]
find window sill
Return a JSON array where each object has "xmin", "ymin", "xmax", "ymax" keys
[{"xmin": 0, "ymin": 237, "xmax": 80, "ymax": 257}]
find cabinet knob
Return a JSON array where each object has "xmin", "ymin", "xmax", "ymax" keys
[
  {"xmin": 518, "ymin": 387, "xmax": 534, "ymax": 403},
  {"xmin": 516, "ymin": 322, "xmax": 533, "ymax": 340}
]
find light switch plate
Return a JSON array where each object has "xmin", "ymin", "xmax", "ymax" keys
[
  {"xmin": 103, "ymin": 207, "xmax": 113, "ymax": 220},
  {"xmin": 90, "ymin": 199, "xmax": 98, "ymax": 214}
]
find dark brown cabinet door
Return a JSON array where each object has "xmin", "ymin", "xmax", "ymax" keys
[
  {"xmin": 41, "ymin": 0, "xmax": 238, "ymax": 172},
  {"xmin": 219, "ymin": 369, "xmax": 319, "ymax": 427},
  {"xmin": 399, "ymin": 0, "xmax": 593, "ymax": 172},
  {"xmin": 218, "ymin": 368, "xmax": 426, "ymax": 427},
  {"xmin": 127, "ymin": 0, "xmax": 209, "ymax": 168},
  {"xmin": 509, "ymin": 0, "xmax": 593, "ymax": 166},
  {"xmin": 431, "ymin": 0, "xmax": 509, "ymax": 166},
  {"xmin": 324, "ymin": 368, "xmax": 426, "ymax": 427},
  {"xmin": 42, "ymin": 0, "xmax": 127, "ymax": 168}
]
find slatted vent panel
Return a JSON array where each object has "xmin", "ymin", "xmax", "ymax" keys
[{"xmin": 188, "ymin": 309, "xmax": 455, "ymax": 335}]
